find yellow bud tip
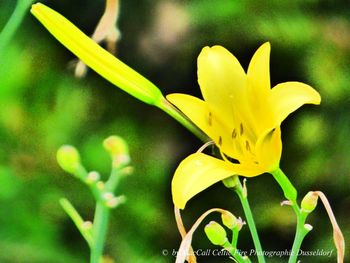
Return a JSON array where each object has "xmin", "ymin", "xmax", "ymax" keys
[
  {"xmin": 31, "ymin": 3, "xmax": 46, "ymax": 17},
  {"xmin": 103, "ymin": 135, "xmax": 130, "ymax": 166},
  {"xmin": 56, "ymin": 145, "xmax": 81, "ymax": 174},
  {"xmin": 204, "ymin": 221, "xmax": 227, "ymax": 246}
]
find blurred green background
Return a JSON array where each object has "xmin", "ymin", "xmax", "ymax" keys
[{"xmin": 0, "ymin": 0, "xmax": 349, "ymax": 262}]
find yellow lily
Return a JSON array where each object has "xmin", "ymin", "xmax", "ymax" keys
[{"xmin": 167, "ymin": 43, "xmax": 321, "ymax": 209}]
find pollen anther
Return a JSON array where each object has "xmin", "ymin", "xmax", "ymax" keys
[{"xmin": 240, "ymin": 123, "xmax": 244, "ymax": 136}]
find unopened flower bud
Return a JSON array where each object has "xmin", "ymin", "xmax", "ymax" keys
[
  {"xmin": 31, "ymin": 3, "xmax": 165, "ymax": 107},
  {"xmin": 86, "ymin": 171, "xmax": 100, "ymax": 184},
  {"xmin": 102, "ymin": 192, "xmax": 114, "ymax": 199},
  {"xmin": 81, "ymin": 221, "xmax": 93, "ymax": 230},
  {"xmin": 57, "ymin": 145, "xmax": 81, "ymax": 174},
  {"xmin": 221, "ymin": 211, "xmax": 238, "ymax": 229},
  {"xmin": 105, "ymin": 195, "xmax": 126, "ymax": 208},
  {"xmin": 204, "ymin": 221, "xmax": 227, "ymax": 246},
  {"xmin": 301, "ymin": 191, "xmax": 318, "ymax": 213},
  {"xmin": 103, "ymin": 136, "xmax": 130, "ymax": 167},
  {"xmin": 222, "ymin": 176, "xmax": 239, "ymax": 189}
]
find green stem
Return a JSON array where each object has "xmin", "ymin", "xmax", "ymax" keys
[
  {"xmin": 235, "ymin": 181, "xmax": 266, "ymax": 263},
  {"xmin": 271, "ymin": 168, "xmax": 311, "ymax": 263},
  {"xmin": 271, "ymin": 168, "xmax": 297, "ymax": 202},
  {"xmin": 224, "ymin": 241, "xmax": 251, "ymax": 263},
  {"xmin": 158, "ymin": 98, "xmax": 209, "ymax": 143},
  {"xmin": 0, "ymin": 0, "xmax": 33, "ymax": 54},
  {"xmin": 90, "ymin": 202, "xmax": 110, "ymax": 263},
  {"xmin": 105, "ymin": 165, "xmax": 125, "ymax": 192},
  {"xmin": 231, "ymin": 227, "xmax": 240, "ymax": 248},
  {"xmin": 60, "ymin": 198, "xmax": 93, "ymax": 247},
  {"xmin": 288, "ymin": 212, "xmax": 310, "ymax": 263}
]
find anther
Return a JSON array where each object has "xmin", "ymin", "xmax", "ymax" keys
[
  {"xmin": 245, "ymin": 140, "xmax": 250, "ymax": 151},
  {"xmin": 208, "ymin": 112, "xmax": 212, "ymax": 126},
  {"xmin": 232, "ymin": 129, "xmax": 237, "ymax": 139},
  {"xmin": 240, "ymin": 123, "xmax": 244, "ymax": 136},
  {"xmin": 218, "ymin": 136, "xmax": 222, "ymax": 146}
]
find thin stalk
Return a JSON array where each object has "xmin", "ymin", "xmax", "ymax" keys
[
  {"xmin": 235, "ymin": 181, "xmax": 266, "ymax": 263},
  {"xmin": 224, "ymin": 240, "xmax": 251, "ymax": 263},
  {"xmin": 90, "ymin": 202, "xmax": 110, "ymax": 263},
  {"xmin": 0, "ymin": 1, "xmax": 32, "ymax": 53},
  {"xmin": 60, "ymin": 198, "xmax": 93, "ymax": 247},
  {"xmin": 288, "ymin": 212, "xmax": 309, "ymax": 263},
  {"xmin": 105, "ymin": 166, "xmax": 124, "ymax": 192},
  {"xmin": 271, "ymin": 168, "xmax": 311, "ymax": 263}
]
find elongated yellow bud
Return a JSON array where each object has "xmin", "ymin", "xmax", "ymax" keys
[{"xmin": 31, "ymin": 3, "xmax": 164, "ymax": 106}]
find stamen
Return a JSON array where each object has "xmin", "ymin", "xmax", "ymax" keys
[
  {"xmin": 196, "ymin": 141, "xmax": 215, "ymax": 153},
  {"xmin": 218, "ymin": 136, "xmax": 222, "ymax": 146},
  {"xmin": 208, "ymin": 112, "xmax": 212, "ymax": 126},
  {"xmin": 232, "ymin": 129, "xmax": 237, "ymax": 139},
  {"xmin": 245, "ymin": 140, "xmax": 250, "ymax": 151},
  {"xmin": 240, "ymin": 123, "xmax": 244, "ymax": 136}
]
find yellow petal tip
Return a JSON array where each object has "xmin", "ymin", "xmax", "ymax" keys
[{"xmin": 30, "ymin": 3, "xmax": 43, "ymax": 14}]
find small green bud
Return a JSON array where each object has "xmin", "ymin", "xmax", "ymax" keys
[
  {"xmin": 222, "ymin": 176, "xmax": 239, "ymax": 189},
  {"xmin": 103, "ymin": 136, "xmax": 130, "ymax": 167},
  {"xmin": 96, "ymin": 181, "xmax": 105, "ymax": 190},
  {"xmin": 81, "ymin": 221, "xmax": 93, "ymax": 230},
  {"xmin": 86, "ymin": 171, "xmax": 100, "ymax": 184},
  {"xmin": 204, "ymin": 221, "xmax": 227, "ymax": 246},
  {"xmin": 57, "ymin": 145, "xmax": 81, "ymax": 174},
  {"xmin": 105, "ymin": 195, "xmax": 126, "ymax": 208},
  {"xmin": 221, "ymin": 211, "xmax": 237, "ymax": 229},
  {"xmin": 301, "ymin": 191, "xmax": 318, "ymax": 213}
]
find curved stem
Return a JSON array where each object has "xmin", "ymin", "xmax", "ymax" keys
[
  {"xmin": 0, "ymin": 1, "xmax": 33, "ymax": 54},
  {"xmin": 91, "ymin": 202, "xmax": 110, "ymax": 263},
  {"xmin": 224, "ymin": 240, "xmax": 251, "ymax": 263},
  {"xmin": 271, "ymin": 168, "xmax": 312, "ymax": 263},
  {"xmin": 60, "ymin": 198, "xmax": 93, "ymax": 248},
  {"xmin": 235, "ymin": 181, "xmax": 266, "ymax": 263},
  {"xmin": 288, "ymin": 212, "xmax": 310, "ymax": 263}
]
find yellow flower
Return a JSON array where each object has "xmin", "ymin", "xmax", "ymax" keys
[{"xmin": 167, "ymin": 43, "xmax": 321, "ymax": 209}]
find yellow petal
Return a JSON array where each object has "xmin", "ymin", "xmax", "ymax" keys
[
  {"xmin": 246, "ymin": 42, "xmax": 274, "ymax": 133},
  {"xmin": 166, "ymin": 93, "xmax": 237, "ymax": 158},
  {"xmin": 247, "ymin": 42, "xmax": 271, "ymax": 97},
  {"xmin": 197, "ymin": 45, "xmax": 248, "ymax": 129},
  {"xmin": 166, "ymin": 93, "xmax": 210, "ymax": 135},
  {"xmin": 270, "ymin": 81, "xmax": 321, "ymax": 126},
  {"xmin": 31, "ymin": 3, "xmax": 163, "ymax": 106},
  {"xmin": 255, "ymin": 127, "xmax": 282, "ymax": 172},
  {"xmin": 172, "ymin": 153, "xmax": 263, "ymax": 209}
]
